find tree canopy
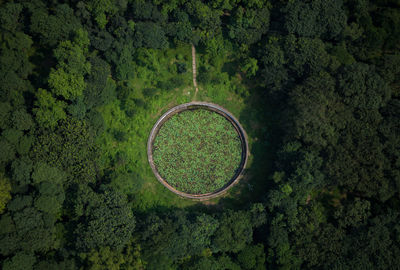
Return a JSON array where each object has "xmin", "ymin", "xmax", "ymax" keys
[{"xmin": 0, "ymin": 0, "xmax": 399, "ymax": 269}]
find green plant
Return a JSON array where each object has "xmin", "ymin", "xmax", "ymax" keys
[{"xmin": 152, "ymin": 109, "xmax": 242, "ymax": 194}]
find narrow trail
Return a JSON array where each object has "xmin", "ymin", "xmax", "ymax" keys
[{"xmin": 192, "ymin": 44, "xmax": 199, "ymax": 100}]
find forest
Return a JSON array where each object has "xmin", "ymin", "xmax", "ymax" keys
[{"xmin": 0, "ymin": 0, "xmax": 399, "ymax": 269}]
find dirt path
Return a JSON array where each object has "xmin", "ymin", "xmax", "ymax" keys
[{"xmin": 192, "ymin": 44, "xmax": 199, "ymax": 100}]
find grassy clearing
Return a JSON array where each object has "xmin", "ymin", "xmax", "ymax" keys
[
  {"xmin": 153, "ymin": 109, "xmax": 242, "ymax": 194},
  {"xmin": 96, "ymin": 45, "xmax": 198, "ymax": 211},
  {"xmin": 96, "ymin": 42, "xmax": 277, "ymax": 211}
]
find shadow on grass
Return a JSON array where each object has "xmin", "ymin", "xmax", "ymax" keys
[
  {"xmin": 161, "ymin": 86, "xmax": 285, "ymax": 214},
  {"xmin": 214, "ymin": 86, "xmax": 284, "ymax": 209}
]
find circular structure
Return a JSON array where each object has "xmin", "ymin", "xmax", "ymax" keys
[{"xmin": 147, "ymin": 102, "xmax": 249, "ymax": 200}]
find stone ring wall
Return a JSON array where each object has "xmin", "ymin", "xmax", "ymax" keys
[{"xmin": 147, "ymin": 102, "xmax": 249, "ymax": 200}]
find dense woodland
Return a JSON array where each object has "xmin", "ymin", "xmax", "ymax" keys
[{"xmin": 0, "ymin": 0, "xmax": 399, "ymax": 269}]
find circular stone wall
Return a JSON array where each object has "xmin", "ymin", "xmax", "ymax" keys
[{"xmin": 147, "ymin": 102, "xmax": 249, "ymax": 200}]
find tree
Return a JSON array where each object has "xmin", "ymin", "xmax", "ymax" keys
[
  {"xmin": 0, "ymin": 173, "xmax": 11, "ymax": 214},
  {"xmin": 86, "ymin": 0, "xmax": 119, "ymax": 29},
  {"xmin": 34, "ymin": 181, "xmax": 65, "ymax": 217},
  {"xmin": 75, "ymin": 187, "xmax": 136, "ymax": 251},
  {"xmin": 84, "ymin": 55, "xmax": 115, "ymax": 109},
  {"xmin": 31, "ymin": 118, "xmax": 97, "ymax": 185},
  {"xmin": 3, "ymin": 252, "xmax": 36, "ymax": 270},
  {"xmin": 30, "ymin": 162, "xmax": 66, "ymax": 217},
  {"xmin": 237, "ymin": 244, "xmax": 266, "ymax": 270},
  {"xmin": 288, "ymin": 72, "xmax": 344, "ymax": 148},
  {"xmin": 323, "ymin": 63, "xmax": 394, "ymax": 201},
  {"xmin": 115, "ymin": 45, "xmax": 136, "ymax": 81},
  {"xmin": 166, "ymin": 10, "xmax": 192, "ymax": 43},
  {"xmin": 330, "ymin": 41, "xmax": 355, "ymax": 66},
  {"xmin": 284, "ymin": 35, "xmax": 331, "ymax": 77},
  {"xmin": 81, "ymin": 244, "xmax": 145, "ymax": 270},
  {"xmin": 188, "ymin": 255, "xmax": 241, "ymax": 270},
  {"xmin": 337, "ymin": 63, "xmax": 391, "ymax": 110},
  {"xmin": 33, "ymin": 88, "xmax": 67, "ymax": 129},
  {"xmin": 0, "ymin": 32, "xmax": 34, "ymax": 93},
  {"xmin": 212, "ymin": 210, "xmax": 253, "ymax": 253},
  {"xmin": 0, "ymin": 102, "xmax": 12, "ymax": 129},
  {"xmin": 189, "ymin": 214, "xmax": 219, "ymax": 254},
  {"xmin": 11, "ymin": 157, "xmax": 33, "ymax": 191},
  {"xmin": 185, "ymin": 0, "xmax": 222, "ymax": 41},
  {"xmin": 241, "ymin": 57, "xmax": 258, "ymax": 78},
  {"xmin": 6, "ymin": 195, "xmax": 33, "ymax": 213},
  {"xmin": 0, "ymin": 12, "xmax": 34, "ymax": 102},
  {"xmin": 0, "ymin": 2, "xmax": 23, "ymax": 33},
  {"xmin": 28, "ymin": 3, "xmax": 82, "ymax": 47},
  {"xmin": 0, "ymin": 206, "xmax": 59, "ymax": 256},
  {"xmin": 334, "ymin": 198, "xmax": 371, "ymax": 228},
  {"xmin": 259, "ymin": 36, "xmax": 289, "ymax": 93},
  {"xmin": 12, "ymin": 109, "xmax": 34, "ymax": 131},
  {"xmin": 48, "ymin": 69, "xmax": 86, "ymax": 100},
  {"xmin": 284, "ymin": 0, "xmax": 347, "ymax": 40},
  {"xmin": 130, "ymin": 0, "xmax": 166, "ymax": 23},
  {"xmin": 134, "ymin": 22, "xmax": 168, "ymax": 49},
  {"xmin": 0, "ymin": 138, "xmax": 15, "ymax": 164},
  {"xmin": 228, "ymin": 4, "xmax": 271, "ymax": 45},
  {"xmin": 1, "ymin": 129, "xmax": 23, "ymax": 149},
  {"xmin": 48, "ymin": 29, "xmax": 91, "ymax": 100}
]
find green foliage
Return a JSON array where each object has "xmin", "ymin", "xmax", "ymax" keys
[
  {"xmin": 28, "ymin": 3, "xmax": 82, "ymax": 47},
  {"xmin": 11, "ymin": 157, "xmax": 33, "ymax": 191},
  {"xmin": 228, "ymin": 3, "xmax": 271, "ymax": 45},
  {"xmin": 153, "ymin": 109, "xmax": 242, "ymax": 194},
  {"xmin": 0, "ymin": 102, "xmax": 12, "ymax": 128},
  {"xmin": 284, "ymin": 0, "xmax": 347, "ymax": 39},
  {"xmin": 48, "ymin": 68, "xmax": 86, "ymax": 100},
  {"xmin": 31, "ymin": 118, "xmax": 97, "ymax": 185},
  {"xmin": 12, "ymin": 109, "xmax": 34, "ymax": 131},
  {"xmin": 48, "ymin": 29, "xmax": 91, "ymax": 100},
  {"xmin": 185, "ymin": 0, "xmax": 221, "ymax": 41},
  {"xmin": 241, "ymin": 57, "xmax": 258, "ymax": 78},
  {"xmin": 212, "ymin": 210, "xmax": 253, "ymax": 253},
  {"xmin": 116, "ymin": 45, "xmax": 136, "ymax": 81},
  {"xmin": 237, "ymin": 244, "xmax": 266, "ymax": 270},
  {"xmin": 34, "ymin": 88, "xmax": 67, "ymax": 129},
  {"xmin": 260, "ymin": 37, "xmax": 289, "ymax": 92},
  {"xmin": 166, "ymin": 10, "xmax": 192, "ymax": 43},
  {"xmin": 75, "ymin": 187, "xmax": 136, "ymax": 251},
  {"xmin": 0, "ymin": 138, "xmax": 15, "ymax": 164},
  {"xmin": 3, "ymin": 252, "xmax": 36, "ymax": 270},
  {"xmin": 0, "ymin": 173, "xmax": 11, "ymax": 214},
  {"xmin": 330, "ymin": 41, "xmax": 355, "ymax": 65},
  {"xmin": 284, "ymin": 35, "xmax": 331, "ymax": 77},
  {"xmin": 288, "ymin": 71, "xmax": 343, "ymax": 148},
  {"xmin": 30, "ymin": 162, "xmax": 66, "ymax": 217},
  {"xmin": 7, "ymin": 195, "xmax": 33, "ymax": 213},
  {"xmin": 34, "ymin": 181, "xmax": 65, "ymax": 216},
  {"xmin": 190, "ymin": 214, "xmax": 219, "ymax": 253},
  {"xmin": 0, "ymin": 2, "xmax": 23, "ymax": 33},
  {"xmin": 86, "ymin": 0, "xmax": 119, "ymax": 29},
  {"xmin": 81, "ymin": 244, "xmax": 145, "ymax": 270},
  {"xmin": 0, "ymin": 8, "xmax": 34, "ymax": 102},
  {"xmin": 334, "ymin": 198, "xmax": 371, "ymax": 228},
  {"xmin": 0, "ymin": 206, "xmax": 59, "ymax": 256},
  {"xmin": 0, "ymin": 0, "xmax": 399, "ymax": 269},
  {"xmin": 188, "ymin": 255, "xmax": 241, "ymax": 270},
  {"xmin": 135, "ymin": 22, "xmax": 168, "ymax": 49}
]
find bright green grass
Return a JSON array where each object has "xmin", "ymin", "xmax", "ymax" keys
[
  {"xmin": 152, "ymin": 109, "xmax": 242, "ymax": 194},
  {"xmin": 97, "ymin": 44, "xmax": 275, "ymax": 210}
]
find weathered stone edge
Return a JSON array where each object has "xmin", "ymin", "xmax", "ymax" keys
[{"xmin": 147, "ymin": 102, "xmax": 249, "ymax": 201}]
